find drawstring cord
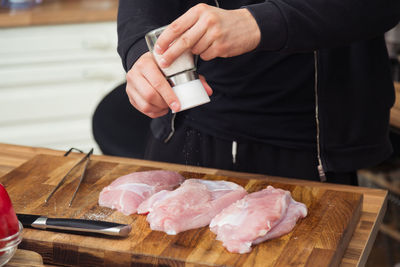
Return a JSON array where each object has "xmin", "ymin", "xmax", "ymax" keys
[
  {"xmin": 164, "ymin": 113, "xmax": 176, "ymax": 143},
  {"xmin": 232, "ymin": 141, "xmax": 237, "ymax": 164},
  {"xmin": 314, "ymin": 51, "xmax": 326, "ymax": 182}
]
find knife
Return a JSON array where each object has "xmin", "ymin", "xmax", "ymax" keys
[{"xmin": 17, "ymin": 214, "xmax": 132, "ymax": 237}]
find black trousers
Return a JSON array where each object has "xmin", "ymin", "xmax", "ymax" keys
[
  {"xmin": 92, "ymin": 83, "xmax": 151, "ymax": 158},
  {"xmin": 144, "ymin": 118, "xmax": 358, "ymax": 185}
]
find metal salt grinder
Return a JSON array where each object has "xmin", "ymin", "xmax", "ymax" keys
[{"xmin": 145, "ymin": 26, "xmax": 210, "ymax": 112}]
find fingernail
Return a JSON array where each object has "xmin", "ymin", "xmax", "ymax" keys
[
  {"xmin": 155, "ymin": 45, "xmax": 162, "ymax": 54},
  {"xmin": 159, "ymin": 57, "xmax": 168, "ymax": 68},
  {"xmin": 170, "ymin": 101, "xmax": 180, "ymax": 112}
]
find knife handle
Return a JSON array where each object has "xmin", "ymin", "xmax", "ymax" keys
[{"xmin": 37, "ymin": 218, "xmax": 132, "ymax": 237}]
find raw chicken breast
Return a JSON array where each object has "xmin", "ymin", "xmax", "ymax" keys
[
  {"xmin": 138, "ymin": 179, "xmax": 247, "ymax": 235},
  {"xmin": 253, "ymin": 198, "xmax": 307, "ymax": 244},
  {"xmin": 137, "ymin": 190, "xmax": 170, "ymax": 214},
  {"xmin": 210, "ymin": 185, "xmax": 307, "ymax": 254},
  {"xmin": 98, "ymin": 170, "xmax": 185, "ymax": 215}
]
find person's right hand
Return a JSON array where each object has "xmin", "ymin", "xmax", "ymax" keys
[
  {"xmin": 126, "ymin": 52, "xmax": 180, "ymax": 118},
  {"xmin": 126, "ymin": 51, "xmax": 213, "ymax": 118}
]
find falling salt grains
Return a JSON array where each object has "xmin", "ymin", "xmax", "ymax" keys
[
  {"xmin": 182, "ymin": 128, "xmax": 203, "ymax": 169},
  {"xmin": 85, "ymin": 212, "xmax": 108, "ymax": 221},
  {"xmin": 183, "ymin": 128, "xmax": 194, "ymax": 166}
]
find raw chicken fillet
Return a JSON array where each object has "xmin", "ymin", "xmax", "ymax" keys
[
  {"xmin": 210, "ymin": 185, "xmax": 307, "ymax": 253},
  {"xmin": 138, "ymin": 179, "xmax": 247, "ymax": 235},
  {"xmin": 98, "ymin": 170, "xmax": 185, "ymax": 215}
]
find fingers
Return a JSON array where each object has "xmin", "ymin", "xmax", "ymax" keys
[
  {"xmin": 140, "ymin": 61, "xmax": 180, "ymax": 111},
  {"xmin": 126, "ymin": 85, "xmax": 169, "ymax": 118},
  {"xmin": 126, "ymin": 53, "xmax": 181, "ymax": 117},
  {"xmin": 155, "ymin": 5, "xmax": 201, "ymax": 54},
  {"xmin": 156, "ymin": 6, "xmax": 261, "ymax": 66},
  {"xmin": 126, "ymin": 72, "xmax": 169, "ymax": 118},
  {"xmin": 155, "ymin": 4, "xmax": 214, "ymax": 67},
  {"xmin": 158, "ymin": 21, "xmax": 207, "ymax": 68},
  {"xmin": 191, "ymin": 30, "xmax": 214, "ymax": 56},
  {"xmin": 130, "ymin": 73, "xmax": 167, "ymax": 109},
  {"xmin": 199, "ymin": 42, "xmax": 223, "ymax": 61}
]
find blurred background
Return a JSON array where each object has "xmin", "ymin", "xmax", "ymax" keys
[
  {"xmin": 0, "ymin": 1, "xmax": 399, "ymax": 266},
  {"xmin": 0, "ymin": 0, "xmax": 125, "ymax": 154}
]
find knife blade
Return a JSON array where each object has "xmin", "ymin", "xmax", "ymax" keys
[{"xmin": 17, "ymin": 214, "xmax": 132, "ymax": 237}]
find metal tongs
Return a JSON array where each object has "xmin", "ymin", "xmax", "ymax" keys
[{"xmin": 45, "ymin": 148, "xmax": 94, "ymax": 207}]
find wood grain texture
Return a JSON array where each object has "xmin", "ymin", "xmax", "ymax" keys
[
  {"xmin": 0, "ymin": 0, "xmax": 117, "ymax": 28},
  {"xmin": 0, "ymin": 143, "xmax": 387, "ymax": 266},
  {"xmin": 1, "ymin": 154, "xmax": 363, "ymax": 267},
  {"xmin": 5, "ymin": 249, "xmax": 44, "ymax": 267}
]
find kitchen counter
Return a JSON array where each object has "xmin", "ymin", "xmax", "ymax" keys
[
  {"xmin": 0, "ymin": 143, "xmax": 387, "ymax": 266},
  {"xmin": 0, "ymin": 0, "xmax": 124, "ymax": 153},
  {"xmin": 0, "ymin": 0, "xmax": 118, "ymax": 28}
]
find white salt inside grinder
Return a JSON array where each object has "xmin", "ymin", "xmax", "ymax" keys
[
  {"xmin": 146, "ymin": 26, "xmax": 210, "ymax": 112},
  {"xmin": 153, "ymin": 50, "xmax": 195, "ymax": 77}
]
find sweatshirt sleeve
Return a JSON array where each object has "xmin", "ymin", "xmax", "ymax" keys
[
  {"xmin": 245, "ymin": 0, "xmax": 400, "ymax": 53},
  {"xmin": 117, "ymin": 0, "xmax": 183, "ymax": 72}
]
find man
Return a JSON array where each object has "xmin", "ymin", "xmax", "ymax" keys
[{"xmin": 116, "ymin": 0, "xmax": 400, "ymax": 184}]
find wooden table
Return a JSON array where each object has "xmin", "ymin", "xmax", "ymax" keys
[
  {"xmin": 0, "ymin": 0, "xmax": 118, "ymax": 28},
  {"xmin": 0, "ymin": 143, "xmax": 387, "ymax": 266}
]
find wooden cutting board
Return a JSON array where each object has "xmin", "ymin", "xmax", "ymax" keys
[
  {"xmin": 5, "ymin": 249, "xmax": 44, "ymax": 267},
  {"xmin": 0, "ymin": 154, "xmax": 363, "ymax": 267}
]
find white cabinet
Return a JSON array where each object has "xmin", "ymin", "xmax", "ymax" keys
[{"xmin": 0, "ymin": 22, "xmax": 126, "ymax": 153}]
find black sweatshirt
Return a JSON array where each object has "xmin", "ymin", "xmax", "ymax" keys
[{"xmin": 117, "ymin": 0, "xmax": 400, "ymax": 173}]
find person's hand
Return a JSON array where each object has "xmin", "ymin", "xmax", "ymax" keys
[
  {"xmin": 126, "ymin": 52, "xmax": 177, "ymax": 118},
  {"xmin": 154, "ymin": 4, "xmax": 261, "ymax": 68},
  {"xmin": 126, "ymin": 52, "xmax": 213, "ymax": 118}
]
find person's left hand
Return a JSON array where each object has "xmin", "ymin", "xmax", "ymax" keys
[{"xmin": 154, "ymin": 3, "xmax": 261, "ymax": 67}]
